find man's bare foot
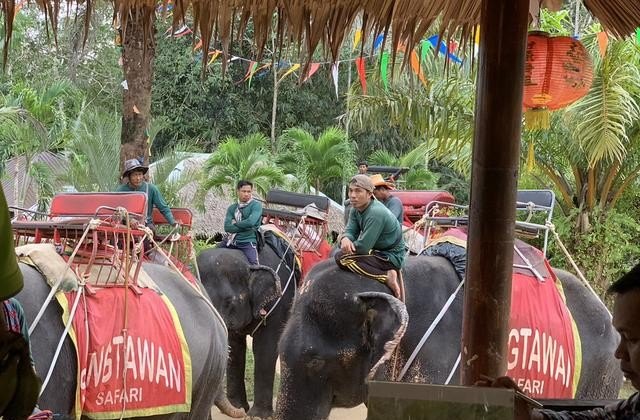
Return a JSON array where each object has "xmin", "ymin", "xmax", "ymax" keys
[{"xmin": 386, "ymin": 270, "xmax": 401, "ymax": 299}]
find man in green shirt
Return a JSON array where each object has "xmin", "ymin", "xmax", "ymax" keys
[
  {"xmin": 116, "ymin": 159, "xmax": 177, "ymax": 228},
  {"xmin": 335, "ymin": 175, "xmax": 405, "ymax": 298},
  {"xmin": 220, "ymin": 180, "xmax": 263, "ymax": 265},
  {"xmin": 1, "ymin": 187, "xmax": 41, "ymax": 418}
]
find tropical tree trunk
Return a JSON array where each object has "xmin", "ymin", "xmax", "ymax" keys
[{"xmin": 120, "ymin": 7, "xmax": 156, "ymax": 169}]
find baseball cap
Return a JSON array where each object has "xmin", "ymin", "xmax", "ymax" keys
[{"xmin": 349, "ymin": 174, "xmax": 375, "ymax": 192}]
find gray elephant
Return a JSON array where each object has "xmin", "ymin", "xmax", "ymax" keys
[
  {"xmin": 275, "ymin": 257, "xmax": 622, "ymax": 420},
  {"xmin": 16, "ymin": 262, "xmax": 232, "ymax": 419},
  {"xmin": 198, "ymin": 243, "xmax": 297, "ymax": 420}
]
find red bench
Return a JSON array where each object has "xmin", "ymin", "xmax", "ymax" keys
[{"xmin": 390, "ymin": 190, "xmax": 456, "ymax": 226}]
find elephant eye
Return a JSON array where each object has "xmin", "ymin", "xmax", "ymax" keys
[{"xmin": 307, "ymin": 358, "xmax": 326, "ymax": 373}]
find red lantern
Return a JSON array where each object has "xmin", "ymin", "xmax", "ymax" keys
[{"xmin": 523, "ymin": 31, "xmax": 593, "ymax": 130}]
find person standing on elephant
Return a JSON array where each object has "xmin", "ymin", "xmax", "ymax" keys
[
  {"xmin": 479, "ymin": 262, "xmax": 640, "ymax": 420},
  {"xmin": 370, "ymin": 174, "xmax": 404, "ymax": 225},
  {"xmin": 0, "ymin": 187, "xmax": 41, "ymax": 419},
  {"xmin": 116, "ymin": 158, "xmax": 177, "ymax": 228},
  {"xmin": 220, "ymin": 180, "xmax": 263, "ymax": 265},
  {"xmin": 335, "ymin": 174, "xmax": 405, "ymax": 298}
]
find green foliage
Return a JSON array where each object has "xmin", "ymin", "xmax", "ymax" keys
[
  {"xmin": 62, "ymin": 108, "xmax": 121, "ymax": 192},
  {"xmin": 199, "ymin": 132, "xmax": 284, "ymax": 200},
  {"xmin": 547, "ymin": 208, "xmax": 640, "ymax": 297},
  {"xmin": 368, "ymin": 144, "xmax": 440, "ymax": 190},
  {"xmin": 278, "ymin": 126, "xmax": 355, "ymax": 199}
]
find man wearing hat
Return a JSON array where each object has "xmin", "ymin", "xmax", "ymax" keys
[
  {"xmin": 370, "ymin": 174, "xmax": 404, "ymax": 225},
  {"xmin": 0, "ymin": 187, "xmax": 41, "ymax": 418},
  {"xmin": 335, "ymin": 175, "xmax": 405, "ymax": 299},
  {"xmin": 116, "ymin": 158, "xmax": 177, "ymax": 229}
]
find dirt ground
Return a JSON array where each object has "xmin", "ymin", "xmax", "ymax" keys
[{"xmin": 212, "ymin": 403, "xmax": 368, "ymax": 419}]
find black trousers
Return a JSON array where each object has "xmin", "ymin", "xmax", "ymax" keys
[{"xmin": 334, "ymin": 250, "xmax": 396, "ymax": 283}]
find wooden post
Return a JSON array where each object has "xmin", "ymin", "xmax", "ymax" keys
[{"xmin": 461, "ymin": 0, "xmax": 529, "ymax": 385}]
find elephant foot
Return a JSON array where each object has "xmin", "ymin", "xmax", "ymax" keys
[
  {"xmin": 214, "ymin": 394, "xmax": 247, "ymax": 418},
  {"xmin": 244, "ymin": 405, "xmax": 274, "ymax": 420}
]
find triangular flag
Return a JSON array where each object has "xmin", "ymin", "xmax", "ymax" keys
[
  {"xmin": 355, "ymin": 57, "xmax": 367, "ymax": 95},
  {"xmin": 597, "ymin": 31, "xmax": 609, "ymax": 57},
  {"xmin": 373, "ymin": 34, "xmax": 385, "ymax": 52},
  {"xmin": 207, "ymin": 51, "xmax": 220, "ymax": 66},
  {"xmin": 380, "ymin": 52, "xmax": 389, "ymax": 90},
  {"xmin": 353, "ymin": 30, "xmax": 362, "ymax": 51},
  {"xmin": 331, "ymin": 63, "xmax": 340, "ymax": 99},
  {"xmin": 247, "ymin": 61, "xmax": 258, "ymax": 87},
  {"xmin": 420, "ymin": 40, "xmax": 430, "ymax": 66},
  {"xmin": 278, "ymin": 63, "xmax": 301, "ymax": 83},
  {"xmin": 410, "ymin": 50, "xmax": 427, "ymax": 86},
  {"xmin": 193, "ymin": 39, "xmax": 202, "ymax": 51},
  {"xmin": 636, "ymin": 28, "xmax": 640, "ymax": 44},
  {"xmin": 302, "ymin": 63, "xmax": 321, "ymax": 83}
]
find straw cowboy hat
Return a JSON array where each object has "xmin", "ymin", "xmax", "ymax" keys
[
  {"xmin": 369, "ymin": 174, "xmax": 395, "ymax": 190},
  {"xmin": 121, "ymin": 159, "xmax": 148, "ymax": 178}
]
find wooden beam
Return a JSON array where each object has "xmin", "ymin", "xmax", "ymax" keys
[{"xmin": 461, "ymin": 0, "xmax": 529, "ymax": 385}]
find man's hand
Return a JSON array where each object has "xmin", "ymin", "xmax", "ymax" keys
[
  {"xmin": 340, "ymin": 237, "xmax": 356, "ymax": 254},
  {"xmin": 475, "ymin": 376, "xmax": 543, "ymax": 420}
]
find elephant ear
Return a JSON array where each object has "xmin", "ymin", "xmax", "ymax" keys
[
  {"xmin": 248, "ymin": 265, "xmax": 283, "ymax": 318},
  {"xmin": 356, "ymin": 292, "xmax": 409, "ymax": 380}
]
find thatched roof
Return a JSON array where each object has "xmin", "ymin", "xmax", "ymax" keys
[{"xmin": 2, "ymin": 0, "xmax": 639, "ymax": 67}]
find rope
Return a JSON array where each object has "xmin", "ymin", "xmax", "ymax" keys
[
  {"xmin": 445, "ymin": 353, "xmax": 462, "ymax": 385},
  {"xmin": 546, "ymin": 222, "xmax": 612, "ymax": 318},
  {"xmin": 29, "ymin": 218, "xmax": 103, "ymax": 336},
  {"xmin": 146, "ymin": 233, "xmax": 229, "ymax": 337},
  {"xmin": 397, "ymin": 279, "xmax": 464, "ymax": 381},
  {"xmin": 251, "ymin": 266, "xmax": 296, "ymax": 337}
]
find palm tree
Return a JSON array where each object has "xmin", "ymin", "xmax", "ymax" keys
[
  {"xmin": 62, "ymin": 108, "xmax": 122, "ymax": 192},
  {"xmin": 199, "ymin": 133, "xmax": 284, "ymax": 200},
  {"xmin": 0, "ymin": 81, "xmax": 74, "ymax": 206},
  {"xmin": 277, "ymin": 127, "xmax": 355, "ymax": 197},
  {"xmin": 368, "ymin": 144, "xmax": 439, "ymax": 190},
  {"xmin": 346, "ymin": 52, "xmax": 476, "ymax": 174}
]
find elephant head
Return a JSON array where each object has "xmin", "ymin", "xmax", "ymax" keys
[
  {"xmin": 198, "ymin": 248, "xmax": 282, "ymax": 331},
  {"xmin": 276, "ymin": 266, "xmax": 408, "ymax": 420}
]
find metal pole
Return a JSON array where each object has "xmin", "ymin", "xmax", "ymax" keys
[{"xmin": 461, "ymin": 0, "xmax": 529, "ymax": 385}]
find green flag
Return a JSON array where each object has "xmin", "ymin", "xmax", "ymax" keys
[{"xmin": 380, "ymin": 52, "xmax": 389, "ymax": 90}]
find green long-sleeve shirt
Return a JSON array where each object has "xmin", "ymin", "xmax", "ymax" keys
[
  {"xmin": 224, "ymin": 200, "xmax": 263, "ymax": 244},
  {"xmin": 344, "ymin": 199, "xmax": 405, "ymax": 269},
  {"xmin": 115, "ymin": 182, "xmax": 176, "ymax": 225}
]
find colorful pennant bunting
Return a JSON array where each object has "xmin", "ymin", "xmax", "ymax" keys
[
  {"xmin": 409, "ymin": 50, "xmax": 427, "ymax": 86},
  {"xmin": 279, "ymin": 63, "xmax": 301, "ymax": 83},
  {"xmin": 373, "ymin": 34, "xmax": 385, "ymax": 52}
]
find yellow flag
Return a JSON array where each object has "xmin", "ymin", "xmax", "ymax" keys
[
  {"xmin": 278, "ymin": 63, "xmax": 301, "ymax": 83},
  {"xmin": 353, "ymin": 30, "xmax": 362, "ymax": 50}
]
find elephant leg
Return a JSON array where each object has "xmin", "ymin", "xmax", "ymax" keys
[
  {"xmin": 227, "ymin": 332, "xmax": 250, "ymax": 412},
  {"xmin": 247, "ymin": 332, "xmax": 278, "ymax": 419}
]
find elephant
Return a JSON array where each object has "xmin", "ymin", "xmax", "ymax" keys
[
  {"xmin": 198, "ymin": 242, "xmax": 298, "ymax": 420},
  {"xmin": 275, "ymin": 256, "xmax": 622, "ymax": 420},
  {"xmin": 16, "ymin": 261, "xmax": 235, "ymax": 419}
]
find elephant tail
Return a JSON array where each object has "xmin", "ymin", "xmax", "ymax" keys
[{"xmin": 214, "ymin": 393, "xmax": 246, "ymax": 418}]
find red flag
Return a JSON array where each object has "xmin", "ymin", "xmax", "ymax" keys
[
  {"xmin": 302, "ymin": 63, "xmax": 321, "ymax": 83},
  {"xmin": 355, "ymin": 57, "xmax": 367, "ymax": 95}
]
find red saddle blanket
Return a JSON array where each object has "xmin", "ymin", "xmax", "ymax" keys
[
  {"xmin": 430, "ymin": 229, "xmax": 581, "ymax": 398},
  {"xmin": 57, "ymin": 287, "xmax": 192, "ymax": 418}
]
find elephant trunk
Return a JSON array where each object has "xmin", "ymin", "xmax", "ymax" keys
[{"xmin": 214, "ymin": 391, "xmax": 246, "ymax": 418}]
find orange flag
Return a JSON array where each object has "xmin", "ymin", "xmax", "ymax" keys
[
  {"xmin": 597, "ymin": 32, "xmax": 609, "ymax": 57},
  {"xmin": 302, "ymin": 63, "xmax": 321, "ymax": 83},
  {"xmin": 410, "ymin": 50, "xmax": 427, "ymax": 86}
]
